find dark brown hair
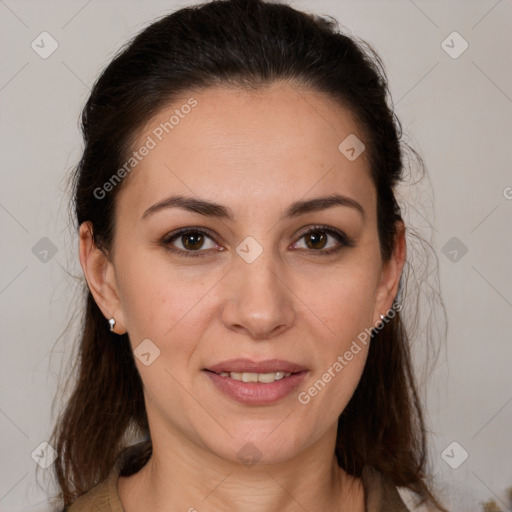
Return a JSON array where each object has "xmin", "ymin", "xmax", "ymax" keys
[{"xmin": 48, "ymin": 0, "xmax": 447, "ymax": 510}]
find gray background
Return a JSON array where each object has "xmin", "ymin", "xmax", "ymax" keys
[{"xmin": 1, "ymin": 1, "xmax": 511, "ymax": 511}]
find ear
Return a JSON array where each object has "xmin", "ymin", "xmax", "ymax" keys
[
  {"xmin": 372, "ymin": 220, "xmax": 406, "ymax": 325},
  {"xmin": 78, "ymin": 221, "xmax": 127, "ymax": 334}
]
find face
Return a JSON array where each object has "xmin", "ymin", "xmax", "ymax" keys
[{"xmin": 82, "ymin": 82, "xmax": 404, "ymax": 467}]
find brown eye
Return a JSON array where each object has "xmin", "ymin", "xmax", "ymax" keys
[
  {"xmin": 181, "ymin": 232, "xmax": 205, "ymax": 251},
  {"xmin": 292, "ymin": 226, "xmax": 355, "ymax": 255},
  {"xmin": 304, "ymin": 231, "xmax": 328, "ymax": 250},
  {"xmin": 162, "ymin": 228, "xmax": 219, "ymax": 257}
]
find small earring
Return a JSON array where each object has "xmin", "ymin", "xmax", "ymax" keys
[
  {"xmin": 380, "ymin": 314, "xmax": 385, "ymax": 321},
  {"xmin": 109, "ymin": 318, "xmax": 116, "ymax": 332}
]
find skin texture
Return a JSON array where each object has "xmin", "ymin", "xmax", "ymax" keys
[{"xmin": 79, "ymin": 82, "xmax": 406, "ymax": 512}]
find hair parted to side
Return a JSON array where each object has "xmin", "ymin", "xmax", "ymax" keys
[{"xmin": 47, "ymin": 0, "xmax": 448, "ymax": 510}]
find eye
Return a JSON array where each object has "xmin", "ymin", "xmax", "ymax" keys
[
  {"xmin": 161, "ymin": 227, "xmax": 221, "ymax": 257},
  {"xmin": 291, "ymin": 225, "xmax": 354, "ymax": 255},
  {"xmin": 161, "ymin": 225, "xmax": 354, "ymax": 258}
]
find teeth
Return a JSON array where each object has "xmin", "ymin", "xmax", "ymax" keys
[{"xmin": 217, "ymin": 371, "xmax": 292, "ymax": 383}]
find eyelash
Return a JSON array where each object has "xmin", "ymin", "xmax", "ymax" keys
[{"xmin": 161, "ymin": 225, "xmax": 355, "ymax": 258}]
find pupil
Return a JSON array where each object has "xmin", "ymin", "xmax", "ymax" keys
[
  {"xmin": 183, "ymin": 233, "xmax": 203, "ymax": 250},
  {"xmin": 306, "ymin": 231, "xmax": 326, "ymax": 249}
]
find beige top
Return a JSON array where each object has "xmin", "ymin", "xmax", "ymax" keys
[{"xmin": 65, "ymin": 444, "xmax": 411, "ymax": 512}]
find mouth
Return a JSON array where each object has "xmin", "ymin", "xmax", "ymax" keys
[
  {"xmin": 203, "ymin": 358, "xmax": 308, "ymax": 381},
  {"xmin": 203, "ymin": 368, "xmax": 303, "ymax": 383},
  {"xmin": 202, "ymin": 358, "xmax": 309, "ymax": 404}
]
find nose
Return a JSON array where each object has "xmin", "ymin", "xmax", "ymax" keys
[{"xmin": 221, "ymin": 248, "xmax": 296, "ymax": 340}]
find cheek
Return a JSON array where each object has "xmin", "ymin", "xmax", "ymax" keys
[
  {"xmin": 306, "ymin": 263, "xmax": 380, "ymax": 341},
  {"xmin": 296, "ymin": 260, "xmax": 378, "ymax": 408},
  {"xmin": 115, "ymin": 248, "xmax": 212, "ymax": 347},
  {"xmin": 298, "ymin": 280, "xmax": 373, "ymax": 414},
  {"xmin": 296, "ymin": 338, "xmax": 369, "ymax": 435}
]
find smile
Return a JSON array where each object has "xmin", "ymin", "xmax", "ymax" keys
[{"xmin": 213, "ymin": 370, "xmax": 293, "ymax": 383}]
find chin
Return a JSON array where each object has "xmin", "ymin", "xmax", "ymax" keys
[{"xmin": 203, "ymin": 428, "xmax": 307, "ymax": 467}]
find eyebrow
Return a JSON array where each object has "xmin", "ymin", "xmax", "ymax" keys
[{"xmin": 141, "ymin": 193, "xmax": 365, "ymax": 222}]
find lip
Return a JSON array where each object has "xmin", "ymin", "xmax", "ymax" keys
[
  {"xmin": 204, "ymin": 369, "xmax": 308, "ymax": 405},
  {"xmin": 204, "ymin": 358, "xmax": 308, "ymax": 374}
]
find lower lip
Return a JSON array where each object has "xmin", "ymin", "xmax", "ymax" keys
[{"xmin": 203, "ymin": 370, "xmax": 308, "ymax": 405}]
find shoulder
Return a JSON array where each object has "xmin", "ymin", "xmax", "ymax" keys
[
  {"xmin": 64, "ymin": 465, "xmax": 123, "ymax": 512},
  {"xmin": 64, "ymin": 440, "xmax": 151, "ymax": 512},
  {"xmin": 361, "ymin": 465, "xmax": 412, "ymax": 512}
]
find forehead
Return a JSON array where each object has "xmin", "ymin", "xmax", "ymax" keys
[{"xmin": 116, "ymin": 82, "xmax": 374, "ymax": 221}]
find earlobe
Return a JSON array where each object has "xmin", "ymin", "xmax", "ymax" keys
[
  {"xmin": 373, "ymin": 221, "xmax": 407, "ymax": 325},
  {"xmin": 78, "ymin": 222, "xmax": 127, "ymax": 334}
]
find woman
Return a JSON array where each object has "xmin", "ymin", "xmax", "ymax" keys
[{"xmin": 49, "ymin": 0, "xmax": 448, "ymax": 510}]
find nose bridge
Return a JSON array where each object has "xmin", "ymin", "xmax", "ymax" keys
[
  {"xmin": 222, "ymin": 237, "xmax": 295, "ymax": 338},
  {"xmin": 238, "ymin": 242, "xmax": 280, "ymax": 294}
]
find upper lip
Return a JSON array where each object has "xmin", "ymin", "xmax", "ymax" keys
[{"xmin": 204, "ymin": 358, "xmax": 308, "ymax": 374}]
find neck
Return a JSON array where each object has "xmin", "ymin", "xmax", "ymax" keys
[{"xmin": 118, "ymin": 426, "xmax": 364, "ymax": 512}]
